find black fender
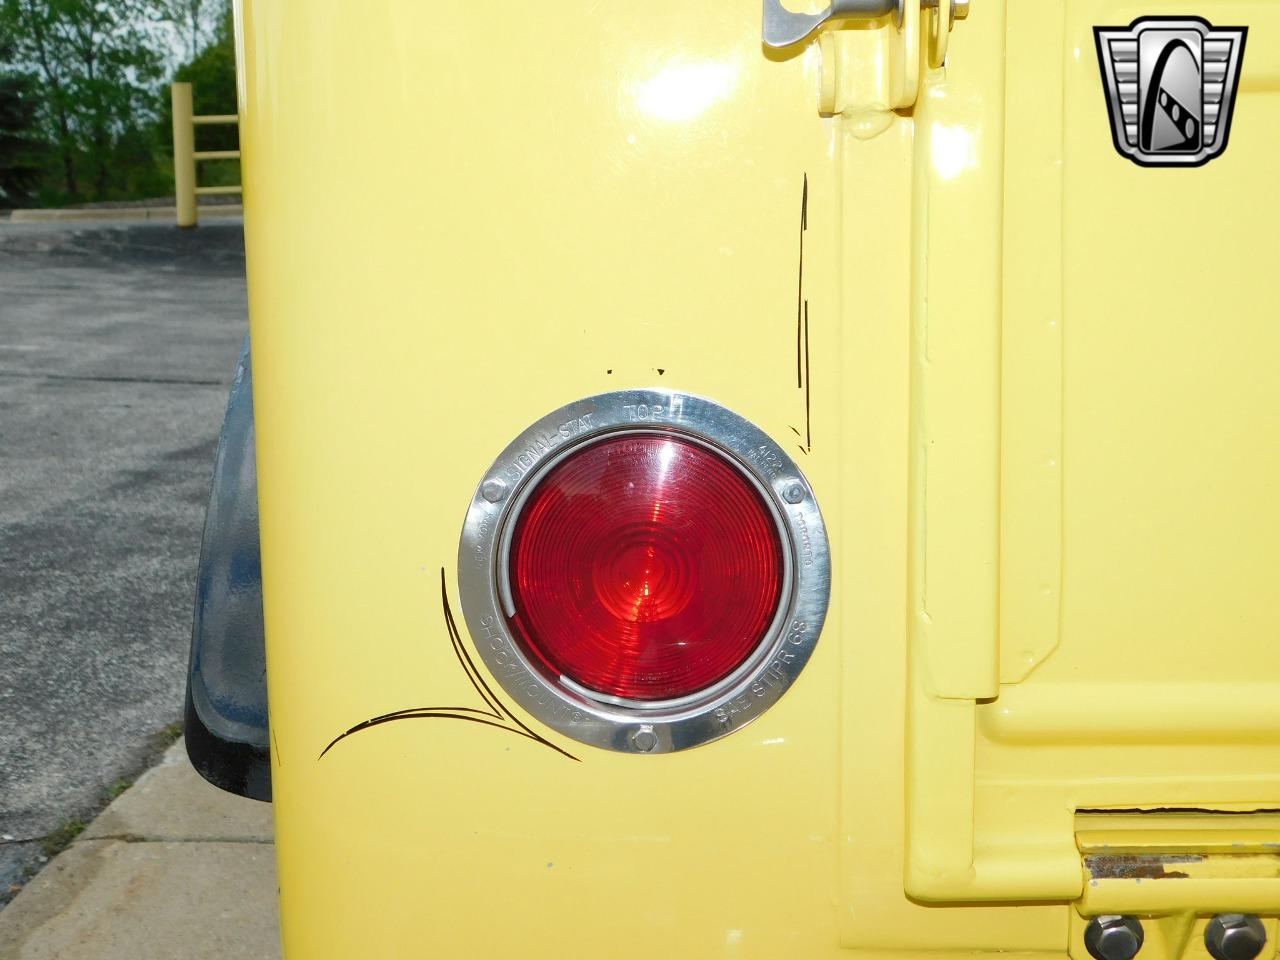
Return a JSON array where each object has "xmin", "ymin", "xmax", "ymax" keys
[{"xmin": 185, "ymin": 337, "xmax": 271, "ymax": 801}]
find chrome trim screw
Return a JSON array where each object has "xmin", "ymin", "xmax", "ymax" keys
[
  {"xmin": 1205, "ymin": 915, "xmax": 1268, "ymax": 960},
  {"xmin": 783, "ymin": 482, "xmax": 806, "ymax": 504},
  {"xmin": 630, "ymin": 726, "xmax": 658, "ymax": 752},
  {"xmin": 1085, "ymin": 916, "xmax": 1145, "ymax": 960},
  {"xmin": 481, "ymin": 479, "xmax": 507, "ymax": 503}
]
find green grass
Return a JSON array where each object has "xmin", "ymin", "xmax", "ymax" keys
[
  {"xmin": 153, "ymin": 721, "xmax": 183, "ymax": 748},
  {"xmin": 39, "ymin": 819, "xmax": 87, "ymax": 859}
]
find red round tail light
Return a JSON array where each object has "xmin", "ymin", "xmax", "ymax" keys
[
  {"xmin": 505, "ymin": 434, "xmax": 785, "ymax": 702},
  {"xmin": 459, "ymin": 391, "xmax": 829, "ymax": 754}
]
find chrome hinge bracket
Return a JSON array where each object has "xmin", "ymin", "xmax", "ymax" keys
[
  {"xmin": 763, "ymin": 0, "xmax": 967, "ymax": 51},
  {"xmin": 763, "ymin": 0, "xmax": 969, "ymax": 113},
  {"xmin": 762, "ymin": 0, "xmax": 902, "ymax": 50}
]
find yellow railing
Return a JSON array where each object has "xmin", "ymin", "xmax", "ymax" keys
[{"xmin": 170, "ymin": 82, "xmax": 241, "ymax": 228}]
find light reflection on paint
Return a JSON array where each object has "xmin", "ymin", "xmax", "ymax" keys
[
  {"xmin": 931, "ymin": 122, "xmax": 977, "ymax": 180},
  {"xmin": 635, "ymin": 61, "xmax": 737, "ymax": 122}
]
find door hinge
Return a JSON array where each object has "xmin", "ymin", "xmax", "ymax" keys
[
  {"xmin": 1070, "ymin": 812, "xmax": 1280, "ymax": 960},
  {"xmin": 763, "ymin": 0, "xmax": 969, "ymax": 115},
  {"xmin": 1076, "ymin": 811, "xmax": 1280, "ymax": 919}
]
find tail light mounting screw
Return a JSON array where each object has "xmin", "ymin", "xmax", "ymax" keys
[
  {"xmin": 481, "ymin": 479, "xmax": 507, "ymax": 503},
  {"xmin": 630, "ymin": 725, "xmax": 658, "ymax": 752},
  {"xmin": 783, "ymin": 482, "xmax": 806, "ymax": 504}
]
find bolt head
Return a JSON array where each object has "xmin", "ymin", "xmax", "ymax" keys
[
  {"xmin": 1085, "ymin": 915, "xmax": 1145, "ymax": 960},
  {"xmin": 1206, "ymin": 915, "xmax": 1268, "ymax": 960},
  {"xmin": 953, "ymin": 0, "xmax": 970, "ymax": 20},
  {"xmin": 630, "ymin": 725, "xmax": 658, "ymax": 753},
  {"xmin": 480, "ymin": 479, "xmax": 507, "ymax": 503},
  {"xmin": 783, "ymin": 482, "xmax": 806, "ymax": 504}
]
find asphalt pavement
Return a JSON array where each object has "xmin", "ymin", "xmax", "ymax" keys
[{"xmin": 0, "ymin": 219, "xmax": 247, "ymax": 904}]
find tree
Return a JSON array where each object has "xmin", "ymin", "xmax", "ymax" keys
[
  {"xmin": 0, "ymin": 0, "xmax": 164, "ymax": 201},
  {"xmin": 160, "ymin": 6, "xmax": 237, "ymax": 186},
  {"xmin": 157, "ymin": 0, "xmax": 219, "ymax": 64},
  {"xmin": 0, "ymin": 40, "xmax": 45, "ymax": 204}
]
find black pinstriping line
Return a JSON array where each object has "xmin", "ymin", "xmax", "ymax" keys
[{"xmin": 318, "ymin": 569, "xmax": 579, "ymax": 762}]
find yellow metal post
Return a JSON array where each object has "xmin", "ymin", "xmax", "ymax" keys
[{"xmin": 171, "ymin": 83, "xmax": 197, "ymax": 228}]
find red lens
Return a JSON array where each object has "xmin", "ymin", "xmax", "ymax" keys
[{"xmin": 506, "ymin": 433, "xmax": 785, "ymax": 701}]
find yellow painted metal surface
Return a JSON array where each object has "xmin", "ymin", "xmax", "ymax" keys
[
  {"xmin": 236, "ymin": 0, "xmax": 1280, "ymax": 956},
  {"xmin": 170, "ymin": 83, "xmax": 196, "ymax": 228}
]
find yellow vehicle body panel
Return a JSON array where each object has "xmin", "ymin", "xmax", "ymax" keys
[{"xmin": 236, "ymin": 0, "xmax": 1280, "ymax": 956}]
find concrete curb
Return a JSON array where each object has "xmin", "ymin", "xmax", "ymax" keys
[
  {"xmin": 0, "ymin": 741, "xmax": 279, "ymax": 960},
  {"xmin": 7, "ymin": 206, "xmax": 243, "ymax": 224}
]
